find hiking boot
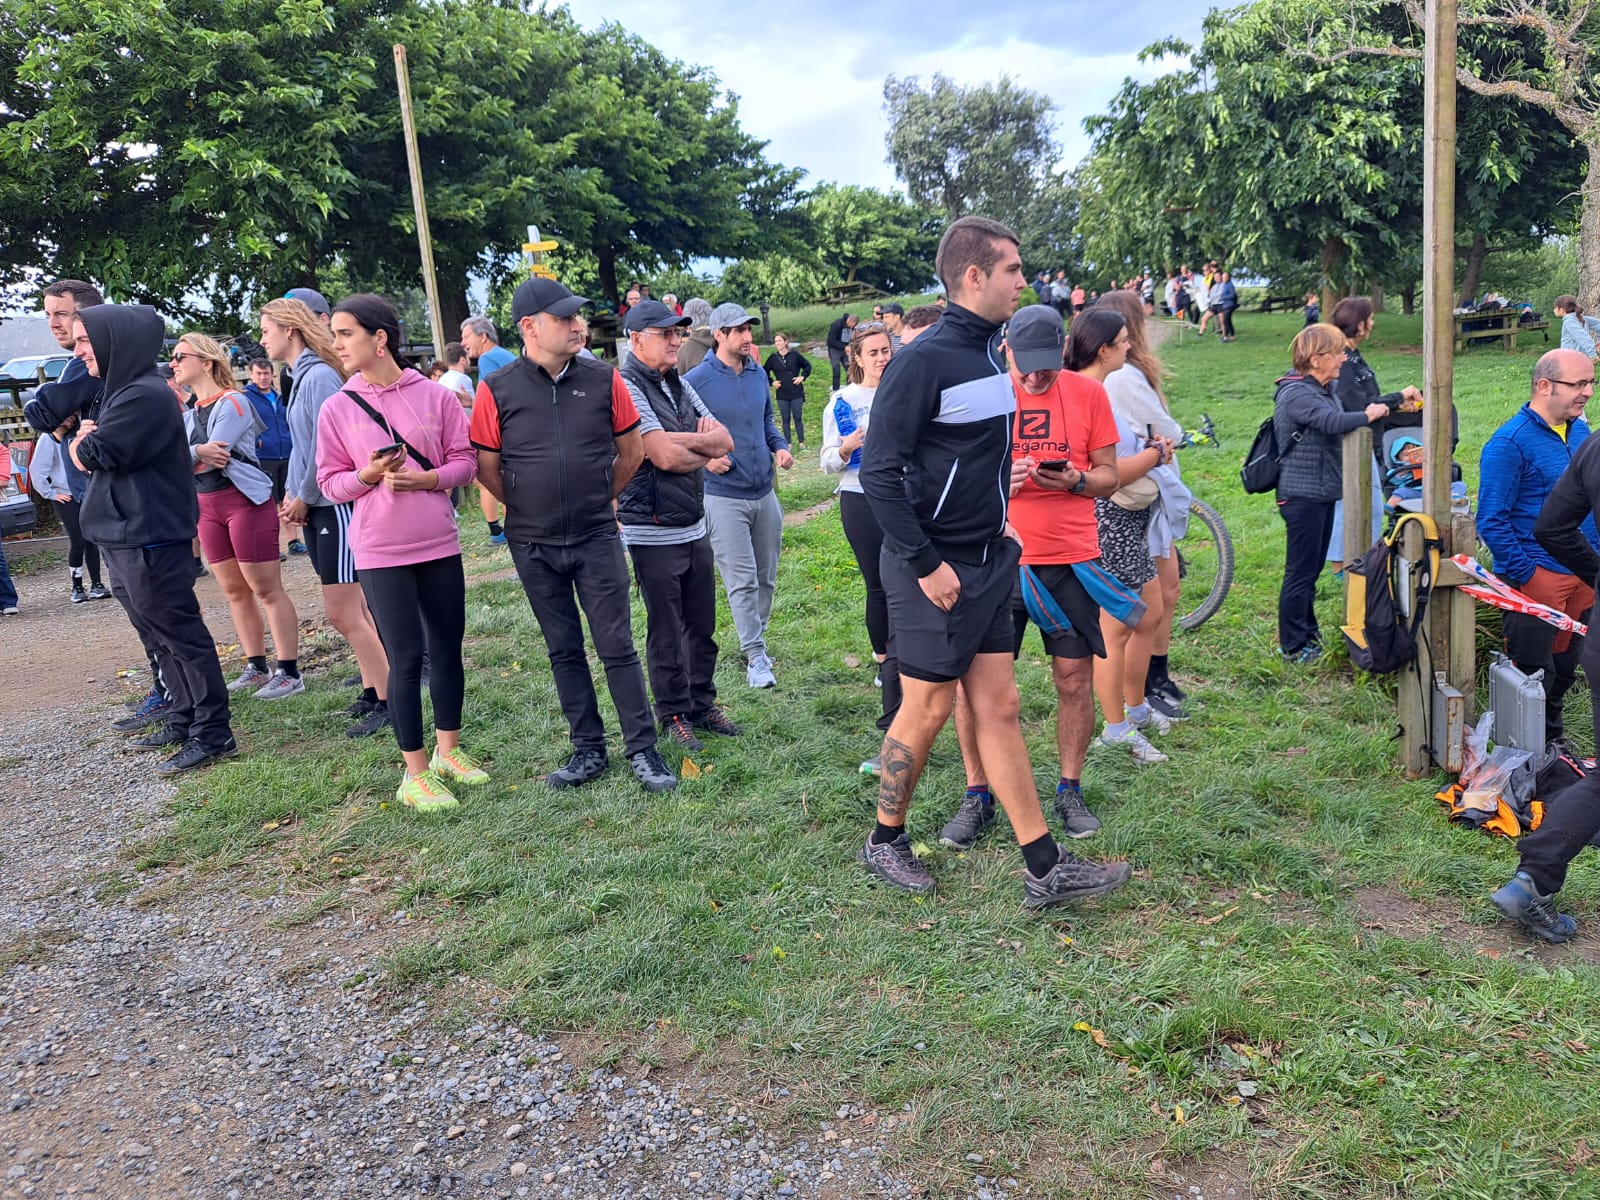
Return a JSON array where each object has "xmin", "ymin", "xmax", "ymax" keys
[
  {"xmin": 939, "ymin": 792, "xmax": 997, "ymax": 850},
  {"xmin": 692, "ymin": 705, "xmax": 741, "ymax": 738},
  {"xmin": 859, "ymin": 754, "xmax": 881, "ymax": 776},
  {"xmin": 431, "ymin": 745, "xmax": 490, "ymax": 785},
  {"xmin": 1053, "ymin": 784, "xmax": 1102, "ymax": 839},
  {"xmin": 1131, "ymin": 706, "xmax": 1174, "ymax": 736},
  {"xmin": 548, "ymin": 748, "xmax": 609, "ymax": 789},
  {"xmin": 252, "ymin": 670, "xmax": 306, "ymax": 701},
  {"xmin": 228, "ymin": 665, "xmax": 270, "ymax": 692},
  {"xmin": 747, "ymin": 654, "xmax": 777, "ymax": 689},
  {"xmin": 113, "ymin": 690, "xmax": 172, "ymax": 732},
  {"xmin": 396, "ymin": 768, "xmax": 459, "ymax": 813},
  {"xmin": 662, "ymin": 715, "xmax": 704, "ymax": 751},
  {"xmin": 1491, "ymin": 871, "xmax": 1577, "ymax": 943},
  {"xmin": 131, "ymin": 722, "xmax": 186, "ymax": 749},
  {"xmin": 1099, "ymin": 726, "xmax": 1168, "ymax": 764},
  {"xmin": 71, "ymin": 584, "xmax": 87, "ymax": 604},
  {"xmin": 1146, "ymin": 691, "xmax": 1190, "ymax": 721},
  {"xmin": 87, "ymin": 582, "xmax": 111, "ymax": 601},
  {"xmin": 344, "ymin": 705, "xmax": 391, "ymax": 739},
  {"xmin": 628, "ymin": 747, "xmax": 678, "ymax": 793},
  {"xmin": 857, "ymin": 831, "xmax": 935, "ymax": 895},
  {"xmin": 1023, "ymin": 847, "xmax": 1133, "ymax": 911},
  {"xmin": 156, "ymin": 737, "xmax": 239, "ymax": 776}
]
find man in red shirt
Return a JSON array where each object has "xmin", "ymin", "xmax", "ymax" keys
[{"xmin": 939, "ymin": 305, "xmax": 1121, "ymax": 850}]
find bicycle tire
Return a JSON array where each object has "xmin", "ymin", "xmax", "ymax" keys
[{"xmin": 1176, "ymin": 498, "xmax": 1235, "ymax": 631}]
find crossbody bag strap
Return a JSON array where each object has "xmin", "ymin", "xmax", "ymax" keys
[{"xmin": 340, "ymin": 388, "xmax": 437, "ymax": 472}]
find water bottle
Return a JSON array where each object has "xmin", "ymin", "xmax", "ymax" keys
[{"xmin": 834, "ymin": 395, "xmax": 861, "ymax": 469}]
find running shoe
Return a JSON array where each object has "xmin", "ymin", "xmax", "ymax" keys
[
  {"xmin": 1282, "ymin": 644, "xmax": 1323, "ymax": 665},
  {"xmin": 1023, "ymin": 847, "xmax": 1133, "ymax": 910},
  {"xmin": 71, "ymin": 585, "xmax": 87, "ymax": 604},
  {"xmin": 1152, "ymin": 676, "xmax": 1188, "ymax": 703},
  {"xmin": 156, "ymin": 737, "xmax": 239, "ymax": 776},
  {"xmin": 1491, "ymin": 871, "xmax": 1577, "ymax": 943},
  {"xmin": 747, "ymin": 654, "xmax": 777, "ymax": 689},
  {"xmin": 345, "ymin": 695, "xmax": 376, "ymax": 717},
  {"xmin": 1130, "ymin": 706, "xmax": 1174, "ymax": 736},
  {"xmin": 661, "ymin": 715, "xmax": 704, "ymax": 751},
  {"xmin": 628, "ymin": 747, "xmax": 678, "ymax": 793},
  {"xmin": 692, "ymin": 705, "xmax": 741, "ymax": 738},
  {"xmin": 344, "ymin": 705, "xmax": 391, "ymax": 739},
  {"xmin": 0, "ymin": 606, "xmax": 17, "ymax": 616},
  {"xmin": 132, "ymin": 723, "xmax": 186, "ymax": 749},
  {"xmin": 548, "ymin": 748, "xmax": 609, "ymax": 789},
  {"xmin": 488, "ymin": 531, "xmax": 508, "ymax": 546},
  {"xmin": 1053, "ymin": 784, "xmax": 1102, "ymax": 839},
  {"xmin": 253, "ymin": 670, "xmax": 306, "ymax": 701},
  {"xmin": 396, "ymin": 769, "xmax": 460, "ymax": 813},
  {"xmin": 1146, "ymin": 691, "xmax": 1191, "ymax": 721},
  {"xmin": 430, "ymin": 746, "xmax": 490, "ymax": 785},
  {"xmin": 228, "ymin": 665, "xmax": 270, "ymax": 693},
  {"xmin": 1099, "ymin": 726, "xmax": 1168, "ymax": 764},
  {"xmin": 287, "ymin": 540, "xmax": 308, "ymax": 555},
  {"xmin": 857, "ymin": 831, "xmax": 935, "ymax": 895},
  {"xmin": 939, "ymin": 792, "xmax": 997, "ymax": 850},
  {"xmin": 113, "ymin": 690, "xmax": 172, "ymax": 732},
  {"xmin": 87, "ymin": 583, "xmax": 111, "ymax": 601}
]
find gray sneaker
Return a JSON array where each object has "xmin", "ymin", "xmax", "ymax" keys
[
  {"xmin": 1053, "ymin": 785, "xmax": 1101, "ymax": 839},
  {"xmin": 939, "ymin": 792, "xmax": 997, "ymax": 850},
  {"xmin": 228, "ymin": 665, "xmax": 270, "ymax": 692},
  {"xmin": 253, "ymin": 670, "xmax": 306, "ymax": 701},
  {"xmin": 747, "ymin": 653, "xmax": 777, "ymax": 689},
  {"xmin": 548, "ymin": 748, "xmax": 609, "ymax": 789},
  {"xmin": 1023, "ymin": 847, "xmax": 1133, "ymax": 911},
  {"xmin": 628, "ymin": 747, "xmax": 678, "ymax": 794},
  {"xmin": 857, "ymin": 831, "xmax": 935, "ymax": 895}
]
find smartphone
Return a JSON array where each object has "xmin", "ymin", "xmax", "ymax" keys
[
  {"xmin": 374, "ymin": 441, "xmax": 403, "ymax": 458},
  {"xmin": 1037, "ymin": 459, "xmax": 1070, "ymax": 471}
]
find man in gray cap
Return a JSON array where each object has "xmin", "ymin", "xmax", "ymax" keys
[
  {"xmin": 684, "ymin": 302, "xmax": 794, "ymax": 688},
  {"xmin": 470, "ymin": 277, "xmax": 676, "ymax": 794},
  {"xmin": 880, "ymin": 303, "xmax": 906, "ymax": 350}
]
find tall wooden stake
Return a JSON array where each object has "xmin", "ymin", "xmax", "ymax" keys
[{"xmin": 394, "ymin": 44, "xmax": 446, "ymax": 359}]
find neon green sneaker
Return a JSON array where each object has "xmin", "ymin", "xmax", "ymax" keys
[
  {"xmin": 396, "ymin": 769, "xmax": 460, "ymax": 813},
  {"xmin": 430, "ymin": 746, "xmax": 489, "ymax": 785}
]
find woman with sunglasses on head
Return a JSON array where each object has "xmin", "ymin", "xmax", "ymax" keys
[
  {"xmin": 315, "ymin": 294, "xmax": 484, "ymax": 812},
  {"xmin": 173, "ymin": 333, "xmax": 304, "ymax": 701}
]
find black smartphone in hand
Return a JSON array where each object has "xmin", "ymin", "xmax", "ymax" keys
[
  {"xmin": 1037, "ymin": 459, "xmax": 1070, "ymax": 471},
  {"xmin": 374, "ymin": 441, "xmax": 403, "ymax": 458}
]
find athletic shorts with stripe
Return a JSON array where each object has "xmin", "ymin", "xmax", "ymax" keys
[{"xmin": 305, "ymin": 503, "xmax": 358, "ymax": 586}]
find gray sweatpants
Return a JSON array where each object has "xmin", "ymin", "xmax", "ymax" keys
[{"xmin": 704, "ymin": 491, "xmax": 783, "ymax": 660}]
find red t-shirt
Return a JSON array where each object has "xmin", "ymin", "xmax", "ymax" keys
[
  {"xmin": 467, "ymin": 367, "xmax": 639, "ymax": 450},
  {"xmin": 1008, "ymin": 370, "xmax": 1119, "ymax": 565}
]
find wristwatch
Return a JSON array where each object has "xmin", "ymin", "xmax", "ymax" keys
[{"xmin": 1069, "ymin": 471, "xmax": 1088, "ymax": 495}]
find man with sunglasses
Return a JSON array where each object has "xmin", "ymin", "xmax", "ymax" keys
[{"xmin": 1478, "ymin": 348, "xmax": 1600, "ymax": 753}]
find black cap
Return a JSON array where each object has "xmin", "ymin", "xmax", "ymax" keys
[
  {"xmin": 623, "ymin": 300, "xmax": 692, "ymax": 333},
  {"xmin": 1005, "ymin": 304, "xmax": 1066, "ymax": 374},
  {"xmin": 881, "ymin": 302, "xmax": 905, "ymax": 315},
  {"xmin": 512, "ymin": 278, "xmax": 587, "ymax": 322}
]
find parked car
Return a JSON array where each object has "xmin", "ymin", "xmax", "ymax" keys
[{"xmin": 0, "ymin": 354, "xmax": 72, "ymax": 386}]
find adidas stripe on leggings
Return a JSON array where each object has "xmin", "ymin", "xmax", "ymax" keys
[{"xmin": 358, "ymin": 553, "xmax": 466, "ymax": 753}]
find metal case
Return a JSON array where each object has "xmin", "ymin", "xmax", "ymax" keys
[{"xmin": 1488, "ymin": 653, "xmax": 1546, "ymax": 753}]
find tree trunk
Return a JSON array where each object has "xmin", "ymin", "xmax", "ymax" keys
[
  {"xmin": 1458, "ymin": 234, "xmax": 1489, "ymax": 306},
  {"xmin": 1582, "ymin": 143, "xmax": 1600, "ymax": 315},
  {"xmin": 1369, "ymin": 280, "xmax": 1385, "ymax": 313},
  {"xmin": 438, "ymin": 289, "xmax": 469, "ymax": 339},
  {"xmin": 845, "ymin": 265, "xmax": 858, "ymax": 284},
  {"xmin": 1319, "ymin": 237, "xmax": 1345, "ymax": 324},
  {"xmin": 1401, "ymin": 283, "xmax": 1416, "ymax": 316},
  {"xmin": 596, "ymin": 244, "xmax": 620, "ymax": 307}
]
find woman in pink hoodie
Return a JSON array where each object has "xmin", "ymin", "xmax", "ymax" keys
[{"xmin": 316, "ymin": 294, "xmax": 486, "ymax": 813}]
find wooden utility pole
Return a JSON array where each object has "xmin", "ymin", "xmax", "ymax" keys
[{"xmin": 393, "ymin": 44, "xmax": 446, "ymax": 359}]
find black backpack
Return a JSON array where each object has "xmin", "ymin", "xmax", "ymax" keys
[
  {"xmin": 1241, "ymin": 374, "xmax": 1308, "ymax": 494},
  {"xmin": 1340, "ymin": 512, "xmax": 1441, "ymax": 673}
]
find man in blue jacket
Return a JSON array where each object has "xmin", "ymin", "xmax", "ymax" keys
[
  {"xmin": 1477, "ymin": 348, "xmax": 1600, "ymax": 749},
  {"xmin": 685, "ymin": 303, "xmax": 793, "ymax": 688}
]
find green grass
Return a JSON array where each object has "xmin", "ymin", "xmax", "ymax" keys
[
  {"xmin": 761, "ymin": 292, "xmax": 942, "ymax": 345},
  {"xmin": 140, "ymin": 311, "xmax": 1600, "ymax": 1199}
]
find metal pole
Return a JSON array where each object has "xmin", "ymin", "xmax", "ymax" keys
[{"xmin": 393, "ymin": 45, "xmax": 447, "ymax": 360}]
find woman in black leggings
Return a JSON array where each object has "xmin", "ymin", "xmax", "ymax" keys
[{"xmin": 29, "ymin": 427, "xmax": 107, "ymax": 602}]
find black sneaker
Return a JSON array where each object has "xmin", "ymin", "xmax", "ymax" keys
[
  {"xmin": 661, "ymin": 715, "xmax": 703, "ymax": 751},
  {"xmin": 1023, "ymin": 848, "xmax": 1133, "ymax": 911},
  {"xmin": 1151, "ymin": 677, "xmax": 1188, "ymax": 704},
  {"xmin": 939, "ymin": 792, "xmax": 997, "ymax": 850},
  {"xmin": 345, "ymin": 705, "xmax": 392, "ymax": 739},
  {"xmin": 131, "ymin": 722, "xmax": 186, "ymax": 749},
  {"xmin": 692, "ymin": 705, "xmax": 741, "ymax": 738},
  {"xmin": 87, "ymin": 582, "xmax": 111, "ymax": 601},
  {"xmin": 155, "ymin": 737, "xmax": 239, "ymax": 776},
  {"xmin": 1146, "ymin": 691, "xmax": 1190, "ymax": 721},
  {"xmin": 548, "ymin": 748, "xmax": 609, "ymax": 789},
  {"xmin": 345, "ymin": 696, "xmax": 375, "ymax": 717},
  {"xmin": 628, "ymin": 747, "xmax": 678, "ymax": 793},
  {"xmin": 1053, "ymin": 785, "xmax": 1102, "ymax": 839},
  {"xmin": 857, "ymin": 831, "xmax": 935, "ymax": 895}
]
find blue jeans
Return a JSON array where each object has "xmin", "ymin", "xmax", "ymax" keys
[{"xmin": 0, "ymin": 541, "xmax": 15, "ymax": 610}]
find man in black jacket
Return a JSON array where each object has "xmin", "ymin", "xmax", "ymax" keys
[
  {"xmin": 825, "ymin": 311, "xmax": 857, "ymax": 390},
  {"xmin": 68, "ymin": 304, "xmax": 237, "ymax": 775},
  {"xmin": 856, "ymin": 216, "xmax": 1132, "ymax": 910}
]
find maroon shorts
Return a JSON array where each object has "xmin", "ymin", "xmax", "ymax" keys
[{"xmin": 197, "ymin": 486, "xmax": 280, "ymax": 565}]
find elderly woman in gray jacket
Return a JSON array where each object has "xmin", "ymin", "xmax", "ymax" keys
[{"xmin": 1273, "ymin": 323, "xmax": 1389, "ymax": 663}]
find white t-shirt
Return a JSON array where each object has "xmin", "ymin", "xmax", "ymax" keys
[{"xmin": 439, "ymin": 369, "xmax": 474, "ymax": 408}]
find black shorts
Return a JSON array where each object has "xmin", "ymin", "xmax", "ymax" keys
[
  {"xmin": 882, "ymin": 538, "xmax": 1021, "ymax": 683},
  {"xmin": 1012, "ymin": 562, "xmax": 1105, "ymax": 659},
  {"xmin": 305, "ymin": 503, "xmax": 357, "ymax": 586},
  {"xmin": 260, "ymin": 458, "xmax": 291, "ymax": 504}
]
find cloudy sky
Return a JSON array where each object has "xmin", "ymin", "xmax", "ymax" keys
[{"xmin": 566, "ymin": 1, "xmax": 1208, "ymax": 192}]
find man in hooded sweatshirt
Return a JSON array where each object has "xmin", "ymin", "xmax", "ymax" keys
[{"xmin": 68, "ymin": 304, "xmax": 238, "ymax": 775}]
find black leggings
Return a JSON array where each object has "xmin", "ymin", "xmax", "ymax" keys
[
  {"xmin": 53, "ymin": 499, "xmax": 101, "ymax": 584},
  {"xmin": 359, "ymin": 554, "xmax": 466, "ymax": 753},
  {"xmin": 839, "ymin": 490, "xmax": 902, "ymax": 728},
  {"xmin": 778, "ymin": 395, "xmax": 805, "ymax": 444}
]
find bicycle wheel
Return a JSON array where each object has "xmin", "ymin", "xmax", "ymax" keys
[{"xmin": 1175, "ymin": 498, "xmax": 1235, "ymax": 631}]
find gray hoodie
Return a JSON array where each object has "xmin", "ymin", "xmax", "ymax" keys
[{"xmin": 286, "ymin": 347, "xmax": 344, "ymax": 508}]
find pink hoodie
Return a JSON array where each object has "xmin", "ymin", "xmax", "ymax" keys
[{"xmin": 315, "ymin": 368, "xmax": 478, "ymax": 569}]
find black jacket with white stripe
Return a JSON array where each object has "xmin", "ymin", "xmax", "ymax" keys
[{"xmin": 860, "ymin": 303, "xmax": 1014, "ymax": 575}]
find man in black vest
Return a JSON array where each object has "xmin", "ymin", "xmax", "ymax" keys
[
  {"xmin": 617, "ymin": 301, "xmax": 740, "ymax": 751},
  {"xmin": 471, "ymin": 279, "xmax": 676, "ymax": 793}
]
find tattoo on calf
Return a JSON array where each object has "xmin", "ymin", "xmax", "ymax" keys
[{"xmin": 877, "ymin": 735, "xmax": 917, "ymax": 820}]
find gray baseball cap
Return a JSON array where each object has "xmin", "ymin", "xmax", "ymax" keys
[
  {"xmin": 709, "ymin": 302, "xmax": 756, "ymax": 330},
  {"xmin": 284, "ymin": 287, "xmax": 331, "ymax": 316},
  {"xmin": 1006, "ymin": 304, "xmax": 1066, "ymax": 374}
]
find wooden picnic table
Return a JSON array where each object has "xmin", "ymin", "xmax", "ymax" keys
[{"xmin": 1453, "ymin": 309, "xmax": 1549, "ymax": 352}]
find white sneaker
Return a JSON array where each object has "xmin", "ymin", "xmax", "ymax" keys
[
  {"xmin": 1099, "ymin": 726, "xmax": 1168, "ymax": 764},
  {"xmin": 747, "ymin": 654, "xmax": 777, "ymax": 689},
  {"xmin": 253, "ymin": 670, "xmax": 306, "ymax": 700},
  {"xmin": 1130, "ymin": 706, "xmax": 1174, "ymax": 736}
]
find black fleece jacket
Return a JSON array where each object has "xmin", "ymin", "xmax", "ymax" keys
[
  {"xmin": 1535, "ymin": 431, "xmax": 1600, "ymax": 588},
  {"xmin": 73, "ymin": 305, "xmax": 199, "ymax": 548},
  {"xmin": 859, "ymin": 303, "xmax": 1013, "ymax": 574}
]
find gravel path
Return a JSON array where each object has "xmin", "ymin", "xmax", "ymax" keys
[{"xmin": 0, "ymin": 704, "xmax": 951, "ymax": 1199}]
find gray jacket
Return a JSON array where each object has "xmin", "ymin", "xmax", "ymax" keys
[
  {"xmin": 1273, "ymin": 373, "xmax": 1369, "ymax": 503},
  {"xmin": 286, "ymin": 348, "xmax": 344, "ymax": 508}
]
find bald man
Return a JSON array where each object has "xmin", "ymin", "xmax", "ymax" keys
[{"xmin": 1477, "ymin": 348, "xmax": 1600, "ymax": 752}]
